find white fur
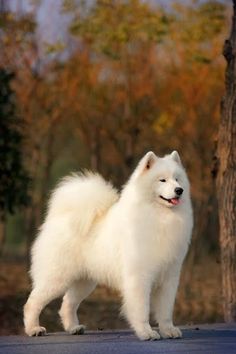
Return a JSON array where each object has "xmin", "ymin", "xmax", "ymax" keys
[{"xmin": 24, "ymin": 151, "xmax": 193, "ymax": 340}]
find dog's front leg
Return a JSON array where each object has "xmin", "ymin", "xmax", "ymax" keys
[
  {"xmin": 151, "ymin": 268, "xmax": 182, "ymax": 339},
  {"xmin": 122, "ymin": 274, "xmax": 160, "ymax": 341}
]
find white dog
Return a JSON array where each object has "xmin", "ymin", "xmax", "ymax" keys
[{"xmin": 24, "ymin": 151, "xmax": 193, "ymax": 340}]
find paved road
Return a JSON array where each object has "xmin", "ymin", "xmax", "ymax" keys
[{"xmin": 0, "ymin": 324, "xmax": 236, "ymax": 354}]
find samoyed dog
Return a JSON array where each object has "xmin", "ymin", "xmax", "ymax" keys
[{"xmin": 24, "ymin": 151, "xmax": 193, "ymax": 340}]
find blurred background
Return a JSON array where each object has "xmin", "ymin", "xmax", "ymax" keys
[{"xmin": 0, "ymin": 0, "xmax": 231, "ymax": 335}]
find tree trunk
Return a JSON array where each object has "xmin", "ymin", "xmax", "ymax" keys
[
  {"xmin": 37, "ymin": 125, "xmax": 54, "ymax": 225},
  {"xmin": 0, "ymin": 215, "xmax": 6, "ymax": 255},
  {"xmin": 25, "ymin": 206, "xmax": 36, "ymax": 266},
  {"xmin": 90, "ymin": 125, "xmax": 100, "ymax": 171},
  {"xmin": 216, "ymin": 0, "xmax": 236, "ymax": 322}
]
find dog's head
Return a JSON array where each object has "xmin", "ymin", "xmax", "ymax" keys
[{"xmin": 131, "ymin": 151, "xmax": 190, "ymax": 208}]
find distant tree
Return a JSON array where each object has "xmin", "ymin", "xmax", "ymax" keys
[
  {"xmin": 65, "ymin": 0, "xmax": 170, "ymax": 177},
  {"xmin": 158, "ymin": 0, "xmax": 226, "ymax": 258},
  {"xmin": 0, "ymin": 68, "xmax": 30, "ymax": 252},
  {"xmin": 216, "ymin": 0, "xmax": 236, "ymax": 321}
]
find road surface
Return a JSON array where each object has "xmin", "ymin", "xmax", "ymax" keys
[{"xmin": 0, "ymin": 324, "xmax": 235, "ymax": 354}]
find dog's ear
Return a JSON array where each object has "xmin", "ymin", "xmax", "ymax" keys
[
  {"xmin": 170, "ymin": 150, "xmax": 181, "ymax": 165},
  {"xmin": 144, "ymin": 151, "xmax": 157, "ymax": 170},
  {"xmin": 134, "ymin": 151, "xmax": 157, "ymax": 177}
]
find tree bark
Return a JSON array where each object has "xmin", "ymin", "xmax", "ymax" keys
[
  {"xmin": 0, "ymin": 216, "xmax": 6, "ymax": 255},
  {"xmin": 216, "ymin": 0, "xmax": 236, "ymax": 322},
  {"xmin": 90, "ymin": 125, "xmax": 101, "ymax": 171}
]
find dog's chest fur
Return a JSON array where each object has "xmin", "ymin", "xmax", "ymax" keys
[{"xmin": 122, "ymin": 203, "xmax": 190, "ymax": 277}]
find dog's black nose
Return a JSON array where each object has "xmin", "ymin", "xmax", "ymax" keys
[{"xmin": 175, "ymin": 187, "xmax": 183, "ymax": 196}]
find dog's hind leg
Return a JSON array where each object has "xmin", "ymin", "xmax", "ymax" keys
[
  {"xmin": 59, "ymin": 279, "xmax": 96, "ymax": 334},
  {"xmin": 24, "ymin": 282, "xmax": 68, "ymax": 336}
]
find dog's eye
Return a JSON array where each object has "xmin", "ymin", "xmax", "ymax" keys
[
  {"xmin": 175, "ymin": 178, "xmax": 178, "ymax": 182},
  {"xmin": 159, "ymin": 179, "xmax": 166, "ymax": 182}
]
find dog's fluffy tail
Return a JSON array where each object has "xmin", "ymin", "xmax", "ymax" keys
[{"xmin": 46, "ymin": 172, "xmax": 118, "ymax": 237}]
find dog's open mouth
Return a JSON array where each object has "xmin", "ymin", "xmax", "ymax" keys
[{"xmin": 160, "ymin": 195, "xmax": 180, "ymax": 205}]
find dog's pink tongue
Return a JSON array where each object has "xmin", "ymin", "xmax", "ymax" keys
[{"xmin": 171, "ymin": 198, "xmax": 180, "ymax": 205}]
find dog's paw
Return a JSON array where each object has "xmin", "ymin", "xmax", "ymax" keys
[
  {"xmin": 27, "ymin": 326, "xmax": 47, "ymax": 337},
  {"xmin": 69, "ymin": 325, "xmax": 85, "ymax": 335},
  {"xmin": 136, "ymin": 328, "xmax": 160, "ymax": 341},
  {"xmin": 159, "ymin": 325, "xmax": 182, "ymax": 339}
]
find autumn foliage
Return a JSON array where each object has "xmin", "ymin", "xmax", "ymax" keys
[
  {"xmin": 0, "ymin": 0, "xmax": 228, "ymax": 269},
  {"xmin": 0, "ymin": 0, "xmax": 232, "ymax": 333}
]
